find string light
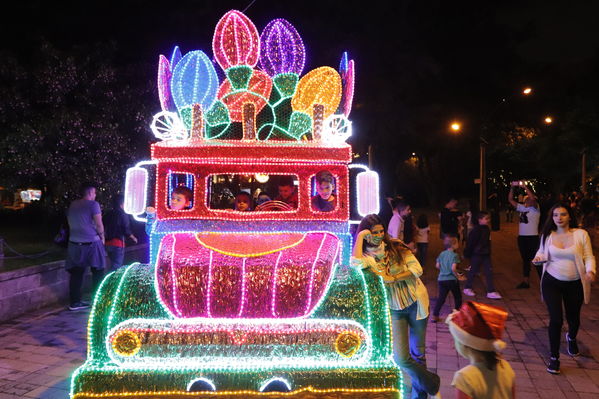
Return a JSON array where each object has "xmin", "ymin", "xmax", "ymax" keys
[
  {"xmin": 291, "ymin": 66, "xmax": 342, "ymax": 121},
  {"xmin": 171, "ymin": 50, "xmax": 219, "ymax": 115},
  {"xmin": 259, "ymin": 19, "xmax": 305, "ymax": 76},
  {"xmin": 72, "ymin": 8, "xmax": 403, "ymax": 399}
]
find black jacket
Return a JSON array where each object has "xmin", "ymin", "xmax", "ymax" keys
[
  {"xmin": 464, "ymin": 225, "xmax": 491, "ymax": 258},
  {"xmin": 103, "ymin": 208, "xmax": 132, "ymax": 241}
]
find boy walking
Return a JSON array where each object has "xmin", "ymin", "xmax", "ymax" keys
[
  {"xmin": 432, "ymin": 236, "xmax": 463, "ymax": 322},
  {"xmin": 463, "ymin": 211, "xmax": 502, "ymax": 300}
]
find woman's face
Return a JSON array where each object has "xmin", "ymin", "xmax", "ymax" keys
[
  {"xmin": 367, "ymin": 224, "xmax": 385, "ymax": 246},
  {"xmin": 552, "ymin": 207, "xmax": 570, "ymax": 228}
]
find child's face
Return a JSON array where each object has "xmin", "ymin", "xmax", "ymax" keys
[
  {"xmin": 479, "ymin": 215, "xmax": 490, "ymax": 225},
  {"xmin": 316, "ymin": 181, "xmax": 335, "ymax": 200},
  {"xmin": 170, "ymin": 193, "xmax": 190, "ymax": 210},
  {"xmin": 278, "ymin": 185, "xmax": 295, "ymax": 200},
  {"xmin": 236, "ymin": 198, "xmax": 250, "ymax": 211}
]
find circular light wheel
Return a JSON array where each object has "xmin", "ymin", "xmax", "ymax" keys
[
  {"xmin": 112, "ymin": 330, "xmax": 142, "ymax": 357},
  {"xmin": 335, "ymin": 331, "xmax": 362, "ymax": 358},
  {"xmin": 322, "ymin": 114, "xmax": 352, "ymax": 145},
  {"xmin": 150, "ymin": 111, "xmax": 188, "ymax": 141}
]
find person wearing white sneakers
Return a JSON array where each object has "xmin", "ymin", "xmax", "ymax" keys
[
  {"xmin": 463, "ymin": 211, "xmax": 502, "ymax": 300},
  {"xmin": 533, "ymin": 203, "xmax": 596, "ymax": 375}
]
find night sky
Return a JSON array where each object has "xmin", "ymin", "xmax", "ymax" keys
[{"xmin": 2, "ymin": 0, "xmax": 598, "ymax": 200}]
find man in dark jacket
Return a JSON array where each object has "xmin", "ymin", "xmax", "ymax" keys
[
  {"xmin": 463, "ymin": 211, "xmax": 502, "ymax": 300},
  {"xmin": 103, "ymin": 194, "xmax": 137, "ymax": 271}
]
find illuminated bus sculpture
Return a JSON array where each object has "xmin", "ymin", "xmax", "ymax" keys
[{"xmin": 71, "ymin": 10, "xmax": 401, "ymax": 399}]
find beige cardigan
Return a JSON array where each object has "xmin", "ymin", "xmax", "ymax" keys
[{"xmin": 535, "ymin": 229, "xmax": 596, "ymax": 304}]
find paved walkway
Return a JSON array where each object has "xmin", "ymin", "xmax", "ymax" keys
[{"xmin": 0, "ymin": 220, "xmax": 597, "ymax": 399}]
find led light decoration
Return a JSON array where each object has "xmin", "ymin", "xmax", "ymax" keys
[
  {"xmin": 151, "ymin": 111, "xmax": 188, "ymax": 141},
  {"xmin": 260, "ymin": 19, "xmax": 305, "ymax": 76},
  {"xmin": 291, "ymin": 67, "xmax": 342, "ymax": 120},
  {"xmin": 212, "ymin": 10, "xmax": 260, "ymax": 70},
  {"xmin": 72, "ymin": 9, "xmax": 402, "ymax": 399},
  {"xmin": 171, "ymin": 50, "xmax": 219, "ymax": 116},
  {"xmin": 157, "ymin": 55, "xmax": 176, "ymax": 112}
]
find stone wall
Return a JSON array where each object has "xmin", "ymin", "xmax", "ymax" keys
[{"xmin": 0, "ymin": 244, "xmax": 148, "ymax": 323}]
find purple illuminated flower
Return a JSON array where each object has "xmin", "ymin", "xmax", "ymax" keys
[{"xmin": 259, "ymin": 19, "xmax": 305, "ymax": 77}]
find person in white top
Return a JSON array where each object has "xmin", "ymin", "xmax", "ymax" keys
[
  {"xmin": 508, "ymin": 181, "xmax": 541, "ymax": 289},
  {"xmin": 532, "ymin": 203, "xmax": 596, "ymax": 375},
  {"xmin": 447, "ymin": 301, "xmax": 515, "ymax": 399},
  {"xmin": 414, "ymin": 214, "xmax": 430, "ymax": 267},
  {"xmin": 388, "ymin": 199, "xmax": 415, "ymax": 252}
]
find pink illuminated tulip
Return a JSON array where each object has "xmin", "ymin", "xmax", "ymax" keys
[{"xmin": 212, "ymin": 10, "xmax": 260, "ymax": 71}]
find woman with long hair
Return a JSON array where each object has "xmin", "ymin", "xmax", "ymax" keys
[
  {"xmin": 352, "ymin": 214, "xmax": 440, "ymax": 399},
  {"xmin": 533, "ymin": 203, "xmax": 596, "ymax": 375}
]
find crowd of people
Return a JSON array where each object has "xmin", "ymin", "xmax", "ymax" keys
[
  {"xmin": 62, "ymin": 179, "xmax": 597, "ymax": 399},
  {"xmin": 353, "ymin": 182, "xmax": 596, "ymax": 398}
]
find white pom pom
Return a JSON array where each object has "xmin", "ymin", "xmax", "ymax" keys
[{"xmin": 493, "ymin": 339, "xmax": 506, "ymax": 352}]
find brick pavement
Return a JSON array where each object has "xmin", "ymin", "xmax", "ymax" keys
[{"xmin": 0, "ymin": 220, "xmax": 597, "ymax": 399}]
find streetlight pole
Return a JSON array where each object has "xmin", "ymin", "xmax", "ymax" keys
[{"xmin": 479, "ymin": 138, "xmax": 488, "ymax": 211}]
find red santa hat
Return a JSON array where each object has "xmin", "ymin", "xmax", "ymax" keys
[{"xmin": 446, "ymin": 301, "xmax": 508, "ymax": 352}]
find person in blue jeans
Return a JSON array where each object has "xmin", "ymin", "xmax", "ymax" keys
[
  {"xmin": 352, "ymin": 214, "xmax": 441, "ymax": 399},
  {"xmin": 104, "ymin": 195, "xmax": 138, "ymax": 271},
  {"xmin": 432, "ymin": 236, "xmax": 463, "ymax": 322}
]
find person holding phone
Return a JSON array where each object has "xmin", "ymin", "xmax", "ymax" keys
[
  {"xmin": 508, "ymin": 181, "xmax": 541, "ymax": 289},
  {"xmin": 533, "ymin": 203, "xmax": 596, "ymax": 375}
]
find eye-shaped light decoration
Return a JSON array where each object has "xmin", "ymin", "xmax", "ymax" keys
[
  {"xmin": 212, "ymin": 10, "xmax": 260, "ymax": 71},
  {"xmin": 170, "ymin": 46, "xmax": 182, "ymax": 69},
  {"xmin": 170, "ymin": 50, "xmax": 219, "ymax": 116},
  {"xmin": 157, "ymin": 55, "xmax": 176, "ymax": 112},
  {"xmin": 259, "ymin": 18, "xmax": 305, "ymax": 77}
]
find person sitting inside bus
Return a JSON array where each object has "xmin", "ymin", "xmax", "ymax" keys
[
  {"xmin": 274, "ymin": 176, "xmax": 298, "ymax": 209},
  {"xmin": 146, "ymin": 186, "xmax": 193, "ymax": 234},
  {"xmin": 234, "ymin": 192, "xmax": 252, "ymax": 212},
  {"xmin": 311, "ymin": 170, "xmax": 336, "ymax": 212}
]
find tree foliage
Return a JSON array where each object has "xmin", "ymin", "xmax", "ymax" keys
[{"xmin": 0, "ymin": 42, "xmax": 156, "ymax": 211}]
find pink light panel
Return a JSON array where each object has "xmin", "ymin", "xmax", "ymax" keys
[
  {"xmin": 213, "ymin": 10, "xmax": 260, "ymax": 70},
  {"xmin": 156, "ymin": 232, "xmax": 340, "ymax": 319},
  {"xmin": 342, "ymin": 60, "xmax": 355, "ymax": 117},
  {"xmin": 157, "ymin": 55, "xmax": 175, "ymax": 112}
]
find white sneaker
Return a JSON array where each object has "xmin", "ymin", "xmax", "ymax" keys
[
  {"xmin": 486, "ymin": 291, "xmax": 502, "ymax": 299},
  {"xmin": 463, "ymin": 288, "xmax": 475, "ymax": 296}
]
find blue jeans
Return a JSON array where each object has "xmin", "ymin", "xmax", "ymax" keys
[
  {"xmin": 391, "ymin": 303, "xmax": 440, "ymax": 399},
  {"xmin": 465, "ymin": 254, "xmax": 496, "ymax": 292},
  {"xmin": 105, "ymin": 245, "xmax": 125, "ymax": 271}
]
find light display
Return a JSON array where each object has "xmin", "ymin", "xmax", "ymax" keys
[{"xmin": 72, "ymin": 9, "xmax": 400, "ymax": 399}]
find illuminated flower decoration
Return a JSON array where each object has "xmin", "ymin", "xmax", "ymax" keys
[
  {"xmin": 157, "ymin": 55, "xmax": 176, "ymax": 112},
  {"xmin": 341, "ymin": 60, "xmax": 355, "ymax": 116},
  {"xmin": 259, "ymin": 18, "xmax": 305, "ymax": 76},
  {"xmin": 170, "ymin": 46, "xmax": 182, "ymax": 69},
  {"xmin": 291, "ymin": 66, "xmax": 342, "ymax": 119},
  {"xmin": 217, "ymin": 69, "xmax": 273, "ymax": 122},
  {"xmin": 170, "ymin": 50, "xmax": 219, "ymax": 114},
  {"xmin": 150, "ymin": 111, "xmax": 188, "ymax": 141},
  {"xmin": 322, "ymin": 114, "xmax": 352, "ymax": 145},
  {"xmin": 339, "ymin": 51, "xmax": 349, "ymax": 75},
  {"xmin": 212, "ymin": 10, "xmax": 260, "ymax": 71}
]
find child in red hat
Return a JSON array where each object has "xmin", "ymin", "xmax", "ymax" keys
[{"xmin": 446, "ymin": 301, "xmax": 515, "ymax": 399}]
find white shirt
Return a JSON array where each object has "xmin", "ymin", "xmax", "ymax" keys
[
  {"xmin": 415, "ymin": 226, "xmax": 430, "ymax": 243},
  {"xmin": 388, "ymin": 212, "xmax": 404, "ymax": 240},
  {"xmin": 546, "ymin": 245, "xmax": 579, "ymax": 281},
  {"xmin": 516, "ymin": 204, "xmax": 540, "ymax": 236},
  {"xmin": 452, "ymin": 359, "xmax": 515, "ymax": 399}
]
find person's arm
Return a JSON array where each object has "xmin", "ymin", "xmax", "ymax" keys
[
  {"xmin": 435, "ymin": 261, "xmax": 440, "ymax": 270},
  {"xmin": 580, "ymin": 230, "xmax": 597, "ymax": 282},
  {"xmin": 508, "ymin": 186, "xmax": 518, "ymax": 208},
  {"xmin": 93, "ymin": 213, "xmax": 105, "ymax": 243},
  {"xmin": 456, "ymin": 390, "xmax": 473, "ymax": 399},
  {"xmin": 451, "ymin": 262, "xmax": 458, "ymax": 275},
  {"xmin": 523, "ymin": 184, "xmax": 537, "ymax": 201},
  {"xmin": 352, "ymin": 230, "xmax": 370, "ymax": 259},
  {"xmin": 463, "ymin": 227, "xmax": 479, "ymax": 259}
]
